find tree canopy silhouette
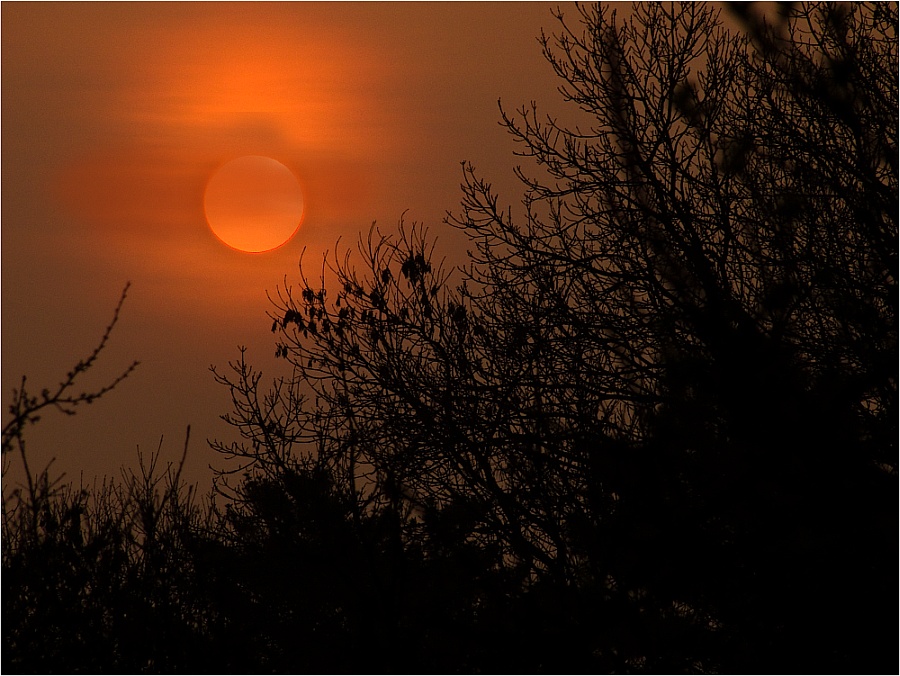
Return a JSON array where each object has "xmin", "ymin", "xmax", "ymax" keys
[
  {"xmin": 218, "ymin": 3, "xmax": 896, "ymax": 671},
  {"xmin": 5, "ymin": 3, "xmax": 897, "ymax": 673}
]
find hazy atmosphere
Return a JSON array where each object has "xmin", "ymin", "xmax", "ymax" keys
[
  {"xmin": 3, "ymin": 2, "xmax": 570, "ymax": 485},
  {"xmin": 3, "ymin": 3, "xmax": 895, "ymax": 673}
]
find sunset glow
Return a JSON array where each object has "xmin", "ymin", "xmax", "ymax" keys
[
  {"xmin": 2, "ymin": 0, "xmax": 564, "ymax": 489},
  {"xmin": 4, "ymin": 2, "xmax": 895, "ymax": 671},
  {"xmin": 204, "ymin": 156, "xmax": 304, "ymax": 253}
]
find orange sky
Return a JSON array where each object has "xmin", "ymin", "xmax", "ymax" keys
[{"xmin": 3, "ymin": 2, "xmax": 577, "ymax": 486}]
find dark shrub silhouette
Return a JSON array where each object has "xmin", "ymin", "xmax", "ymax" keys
[{"xmin": 2, "ymin": 289, "xmax": 219, "ymax": 672}]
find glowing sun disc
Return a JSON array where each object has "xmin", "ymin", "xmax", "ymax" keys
[{"xmin": 204, "ymin": 155, "xmax": 305, "ymax": 253}]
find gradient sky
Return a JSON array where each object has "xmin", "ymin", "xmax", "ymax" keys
[{"xmin": 3, "ymin": 2, "xmax": 581, "ymax": 487}]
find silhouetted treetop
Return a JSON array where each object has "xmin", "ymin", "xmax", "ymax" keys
[{"xmin": 229, "ymin": 3, "xmax": 895, "ymax": 670}]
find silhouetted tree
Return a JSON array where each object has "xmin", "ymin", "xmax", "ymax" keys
[
  {"xmin": 447, "ymin": 3, "xmax": 897, "ymax": 670},
  {"xmin": 220, "ymin": 3, "xmax": 896, "ymax": 672}
]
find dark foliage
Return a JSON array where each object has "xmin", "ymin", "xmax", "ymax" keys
[{"xmin": 4, "ymin": 3, "xmax": 896, "ymax": 673}]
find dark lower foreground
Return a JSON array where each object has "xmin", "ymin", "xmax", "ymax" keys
[{"xmin": 3, "ymin": 462, "xmax": 896, "ymax": 675}]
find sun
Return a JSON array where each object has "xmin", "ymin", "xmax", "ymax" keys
[{"xmin": 204, "ymin": 156, "xmax": 305, "ymax": 253}]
